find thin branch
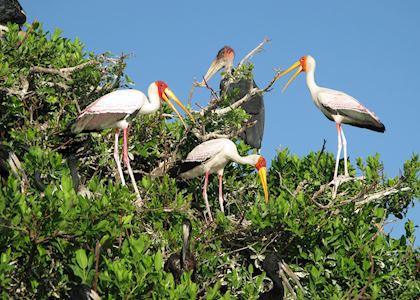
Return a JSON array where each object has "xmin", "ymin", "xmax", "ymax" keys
[
  {"xmin": 211, "ymin": 73, "xmax": 279, "ymax": 116},
  {"xmin": 315, "ymin": 139, "xmax": 327, "ymax": 168},
  {"xmin": 191, "ymin": 120, "xmax": 256, "ymax": 142},
  {"xmin": 350, "ymin": 213, "xmax": 386, "ymax": 260},
  {"xmin": 238, "ymin": 37, "xmax": 271, "ymax": 67},
  {"xmin": 354, "ymin": 252, "xmax": 375, "ymax": 300},
  {"xmin": 354, "ymin": 186, "xmax": 411, "ymax": 207},
  {"xmin": 30, "ymin": 60, "xmax": 99, "ymax": 81},
  {"xmin": 93, "ymin": 240, "xmax": 101, "ymax": 292},
  {"xmin": 276, "ymin": 170, "xmax": 295, "ymax": 198},
  {"xmin": 279, "ymin": 262, "xmax": 297, "ymax": 299},
  {"xmin": 15, "ymin": 19, "xmax": 38, "ymax": 49}
]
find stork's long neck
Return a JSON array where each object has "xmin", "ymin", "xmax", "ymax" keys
[
  {"xmin": 139, "ymin": 84, "xmax": 161, "ymax": 115},
  {"xmin": 305, "ymin": 66, "xmax": 319, "ymax": 96},
  {"xmin": 230, "ymin": 152, "xmax": 258, "ymax": 167}
]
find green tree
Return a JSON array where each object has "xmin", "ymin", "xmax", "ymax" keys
[{"xmin": 0, "ymin": 24, "xmax": 419, "ymax": 299}]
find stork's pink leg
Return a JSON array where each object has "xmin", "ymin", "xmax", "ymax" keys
[
  {"xmin": 334, "ymin": 123, "xmax": 343, "ymax": 180},
  {"xmin": 202, "ymin": 172, "xmax": 213, "ymax": 222},
  {"xmin": 218, "ymin": 174, "xmax": 225, "ymax": 213},
  {"xmin": 340, "ymin": 126, "xmax": 349, "ymax": 177},
  {"xmin": 122, "ymin": 127, "xmax": 141, "ymax": 201},
  {"xmin": 114, "ymin": 129, "xmax": 125, "ymax": 185}
]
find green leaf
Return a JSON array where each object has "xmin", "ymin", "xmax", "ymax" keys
[
  {"xmin": 75, "ymin": 249, "xmax": 88, "ymax": 269},
  {"xmin": 154, "ymin": 251, "xmax": 163, "ymax": 271}
]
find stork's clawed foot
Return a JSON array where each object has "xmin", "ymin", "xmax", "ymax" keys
[
  {"xmin": 133, "ymin": 195, "xmax": 144, "ymax": 208},
  {"xmin": 330, "ymin": 174, "xmax": 353, "ymax": 199}
]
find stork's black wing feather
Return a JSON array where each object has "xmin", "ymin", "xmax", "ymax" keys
[
  {"xmin": 0, "ymin": 0, "xmax": 26, "ymax": 25},
  {"xmin": 168, "ymin": 160, "xmax": 203, "ymax": 177}
]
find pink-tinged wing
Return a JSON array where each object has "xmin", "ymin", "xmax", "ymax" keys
[
  {"xmin": 73, "ymin": 89, "xmax": 146, "ymax": 133},
  {"xmin": 317, "ymin": 89, "xmax": 385, "ymax": 132},
  {"xmin": 185, "ymin": 138, "xmax": 231, "ymax": 162}
]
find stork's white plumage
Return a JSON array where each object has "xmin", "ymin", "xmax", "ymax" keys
[
  {"xmin": 73, "ymin": 81, "xmax": 194, "ymax": 203},
  {"xmin": 276, "ymin": 55, "xmax": 385, "ymax": 181},
  {"xmin": 177, "ymin": 138, "xmax": 268, "ymax": 222}
]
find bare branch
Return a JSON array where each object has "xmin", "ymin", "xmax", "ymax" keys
[
  {"xmin": 191, "ymin": 120, "xmax": 256, "ymax": 142},
  {"xmin": 354, "ymin": 186, "xmax": 411, "ymax": 207},
  {"xmin": 211, "ymin": 73, "xmax": 279, "ymax": 116},
  {"xmin": 30, "ymin": 60, "xmax": 99, "ymax": 81},
  {"xmin": 238, "ymin": 37, "xmax": 271, "ymax": 67}
]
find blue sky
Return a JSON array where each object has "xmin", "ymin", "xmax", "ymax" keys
[{"xmin": 20, "ymin": 1, "xmax": 419, "ymax": 245}]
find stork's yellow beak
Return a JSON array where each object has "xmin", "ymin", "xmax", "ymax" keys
[
  {"xmin": 258, "ymin": 167, "xmax": 269, "ymax": 204},
  {"xmin": 162, "ymin": 88, "xmax": 195, "ymax": 129},
  {"xmin": 275, "ymin": 61, "xmax": 303, "ymax": 93}
]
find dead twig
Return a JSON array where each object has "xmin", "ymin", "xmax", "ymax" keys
[
  {"xmin": 191, "ymin": 120, "xmax": 256, "ymax": 142},
  {"xmin": 315, "ymin": 139, "xmax": 327, "ymax": 168},
  {"xmin": 238, "ymin": 37, "xmax": 271, "ymax": 67},
  {"xmin": 354, "ymin": 186, "xmax": 411, "ymax": 207},
  {"xmin": 29, "ymin": 60, "xmax": 99, "ymax": 81},
  {"xmin": 93, "ymin": 241, "xmax": 101, "ymax": 292},
  {"xmin": 211, "ymin": 72, "xmax": 279, "ymax": 116}
]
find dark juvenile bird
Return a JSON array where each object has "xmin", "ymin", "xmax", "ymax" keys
[
  {"xmin": 164, "ymin": 219, "xmax": 196, "ymax": 283},
  {"xmin": 202, "ymin": 46, "xmax": 265, "ymax": 149},
  {"xmin": 259, "ymin": 253, "xmax": 284, "ymax": 300},
  {"xmin": 0, "ymin": 0, "xmax": 26, "ymax": 28}
]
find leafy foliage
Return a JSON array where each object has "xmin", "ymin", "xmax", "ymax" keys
[{"xmin": 0, "ymin": 25, "xmax": 419, "ymax": 299}]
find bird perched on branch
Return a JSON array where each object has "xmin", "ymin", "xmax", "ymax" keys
[
  {"xmin": 170, "ymin": 138, "xmax": 268, "ymax": 222},
  {"xmin": 72, "ymin": 81, "xmax": 194, "ymax": 203},
  {"xmin": 276, "ymin": 55, "xmax": 385, "ymax": 181},
  {"xmin": 199, "ymin": 46, "xmax": 265, "ymax": 149},
  {"xmin": 164, "ymin": 219, "xmax": 196, "ymax": 283}
]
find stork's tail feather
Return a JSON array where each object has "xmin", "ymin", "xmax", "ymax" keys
[{"xmin": 169, "ymin": 160, "xmax": 202, "ymax": 178}]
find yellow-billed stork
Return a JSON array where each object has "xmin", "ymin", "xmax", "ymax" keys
[
  {"xmin": 175, "ymin": 138, "xmax": 269, "ymax": 222},
  {"xmin": 276, "ymin": 55, "xmax": 385, "ymax": 180},
  {"xmin": 73, "ymin": 81, "xmax": 195, "ymax": 201}
]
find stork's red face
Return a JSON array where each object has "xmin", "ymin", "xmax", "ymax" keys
[
  {"xmin": 275, "ymin": 55, "xmax": 309, "ymax": 92},
  {"xmin": 156, "ymin": 80, "xmax": 168, "ymax": 99},
  {"xmin": 255, "ymin": 156, "xmax": 266, "ymax": 170},
  {"xmin": 154, "ymin": 80, "xmax": 195, "ymax": 129},
  {"xmin": 299, "ymin": 56, "xmax": 307, "ymax": 72},
  {"xmin": 255, "ymin": 156, "xmax": 269, "ymax": 204}
]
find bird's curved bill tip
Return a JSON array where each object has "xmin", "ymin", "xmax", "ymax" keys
[
  {"xmin": 258, "ymin": 167, "xmax": 269, "ymax": 204},
  {"xmin": 163, "ymin": 88, "xmax": 195, "ymax": 128},
  {"xmin": 275, "ymin": 61, "xmax": 302, "ymax": 93}
]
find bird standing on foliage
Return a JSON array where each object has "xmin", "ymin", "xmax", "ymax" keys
[
  {"xmin": 72, "ymin": 81, "xmax": 194, "ymax": 202},
  {"xmin": 172, "ymin": 138, "xmax": 269, "ymax": 222},
  {"xmin": 0, "ymin": 0, "xmax": 26, "ymax": 36},
  {"xmin": 200, "ymin": 46, "xmax": 265, "ymax": 149},
  {"xmin": 276, "ymin": 55, "xmax": 385, "ymax": 181},
  {"xmin": 164, "ymin": 219, "xmax": 196, "ymax": 283}
]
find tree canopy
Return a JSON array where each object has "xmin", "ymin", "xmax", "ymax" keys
[{"xmin": 0, "ymin": 24, "xmax": 419, "ymax": 299}]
